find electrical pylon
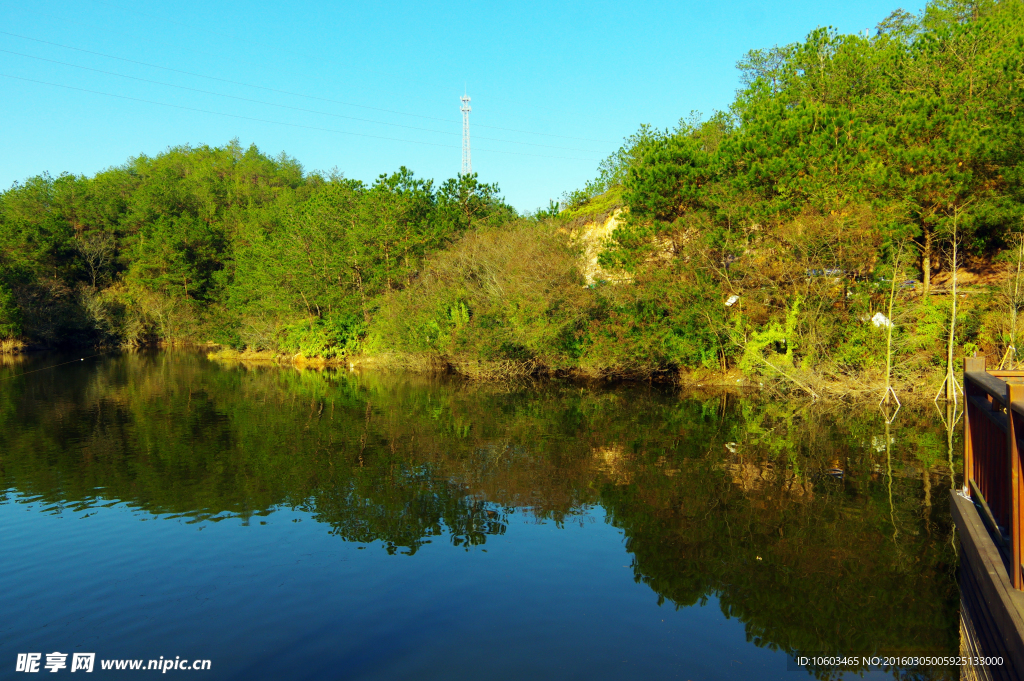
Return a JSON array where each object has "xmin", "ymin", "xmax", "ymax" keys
[{"xmin": 460, "ymin": 92, "xmax": 472, "ymax": 175}]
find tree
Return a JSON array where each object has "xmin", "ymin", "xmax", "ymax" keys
[{"xmin": 76, "ymin": 231, "xmax": 115, "ymax": 289}]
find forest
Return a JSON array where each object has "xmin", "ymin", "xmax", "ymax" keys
[{"xmin": 1, "ymin": 0, "xmax": 1023, "ymax": 398}]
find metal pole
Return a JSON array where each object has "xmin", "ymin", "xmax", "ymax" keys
[{"xmin": 460, "ymin": 94, "xmax": 472, "ymax": 176}]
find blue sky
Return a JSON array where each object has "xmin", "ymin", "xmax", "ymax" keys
[{"xmin": 0, "ymin": 0, "xmax": 925, "ymax": 212}]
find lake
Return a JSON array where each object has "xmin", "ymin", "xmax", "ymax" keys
[{"xmin": 0, "ymin": 350, "xmax": 960, "ymax": 680}]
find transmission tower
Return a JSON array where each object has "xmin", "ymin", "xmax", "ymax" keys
[{"xmin": 460, "ymin": 92, "xmax": 472, "ymax": 175}]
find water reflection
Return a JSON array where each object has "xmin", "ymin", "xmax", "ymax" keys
[{"xmin": 0, "ymin": 351, "xmax": 959, "ymax": 679}]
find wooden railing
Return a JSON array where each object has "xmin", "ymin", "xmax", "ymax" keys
[{"xmin": 964, "ymin": 356, "xmax": 1024, "ymax": 589}]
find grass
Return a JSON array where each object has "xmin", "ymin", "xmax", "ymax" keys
[
  {"xmin": 0, "ymin": 338, "xmax": 26, "ymax": 354},
  {"xmin": 206, "ymin": 346, "xmax": 349, "ymax": 369}
]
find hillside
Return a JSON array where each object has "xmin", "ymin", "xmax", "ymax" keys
[{"xmin": 1, "ymin": 0, "xmax": 1023, "ymax": 400}]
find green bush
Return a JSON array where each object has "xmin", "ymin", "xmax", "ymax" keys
[
  {"xmin": 832, "ymin": 321, "xmax": 887, "ymax": 372},
  {"xmin": 278, "ymin": 314, "xmax": 365, "ymax": 358}
]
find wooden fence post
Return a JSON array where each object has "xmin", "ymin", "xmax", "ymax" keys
[
  {"xmin": 965, "ymin": 356, "xmax": 986, "ymax": 496},
  {"xmin": 1008, "ymin": 382, "xmax": 1024, "ymax": 590}
]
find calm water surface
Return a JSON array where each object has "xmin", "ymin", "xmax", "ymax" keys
[{"xmin": 0, "ymin": 351, "xmax": 960, "ymax": 680}]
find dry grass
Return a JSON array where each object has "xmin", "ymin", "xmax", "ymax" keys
[
  {"xmin": 0, "ymin": 338, "xmax": 26, "ymax": 354},
  {"xmin": 207, "ymin": 347, "xmax": 283, "ymax": 363},
  {"xmin": 451, "ymin": 358, "xmax": 543, "ymax": 381},
  {"xmin": 207, "ymin": 346, "xmax": 352, "ymax": 372}
]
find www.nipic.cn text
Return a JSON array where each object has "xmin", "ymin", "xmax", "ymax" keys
[{"xmin": 15, "ymin": 653, "xmax": 212, "ymax": 673}]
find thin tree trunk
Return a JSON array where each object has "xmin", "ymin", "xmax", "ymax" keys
[
  {"xmin": 355, "ymin": 270, "xmax": 369, "ymax": 324},
  {"xmin": 882, "ymin": 244, "xmax": 903, "ymax": 405},
  {"xmin": 937, "ymin": 210, "xmax": 963, "ymax": 403},
  {"xmin": 1005, "ymin": 233, "xmax": 1024, "ymax": 369},
  {"xmin": 946, "ymin": 226, "xmax": 958, "ymax": 401},
  {"xmin": 922, "ymin": 228, "xmax": 932, "ymax": 296}
]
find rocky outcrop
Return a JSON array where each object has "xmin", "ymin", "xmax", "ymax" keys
[
  {"xmin": 569, "ymin": 208, "xmax": 633, "ymax": 286},
  {"xmin": 568, "ymin": 206, "xmax": 684, "ymax": 285}
]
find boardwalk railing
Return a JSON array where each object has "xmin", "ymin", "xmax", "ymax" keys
[{"xmin": 964, "ymin": 355, "xmax": 1024, "ymax": 589}]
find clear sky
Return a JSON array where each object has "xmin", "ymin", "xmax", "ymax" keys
[{"xmin": 0, "ymin": 0, "xmax": 925, "ymax": 212}]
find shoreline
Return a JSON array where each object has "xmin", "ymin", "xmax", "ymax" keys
[
  {"xmin": 1, "ymin": 342, "xmax": 958, "ymax": 405},
  {"xmin": 200, "ymin": 345, "xmax": 952, "ymax": 404}
]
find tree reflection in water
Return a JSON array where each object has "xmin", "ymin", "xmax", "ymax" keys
[{"xmin": 0, "ymin": 350, "xmax": 959, "ymax": 679}]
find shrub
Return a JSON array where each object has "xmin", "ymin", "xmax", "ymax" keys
[{"xmin": 370, "ymin": 220, "xmax": 588, "ymax": 372}]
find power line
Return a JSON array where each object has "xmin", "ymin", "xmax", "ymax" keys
[
  {"xmin": 0, "ymin": 73, "xmax": 599, "ymax": 162},
  {"xmin": 0, "ymin": 30, "xmax": 614, "ymax": 144},
  {"xmin": 0, "ymin": 48, "xmax": 599, "ymax": 153}
]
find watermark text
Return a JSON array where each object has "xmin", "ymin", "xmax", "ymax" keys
[{"xmin": 16, "ymin": 653, "xmax": 210, "ymax": 673}]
